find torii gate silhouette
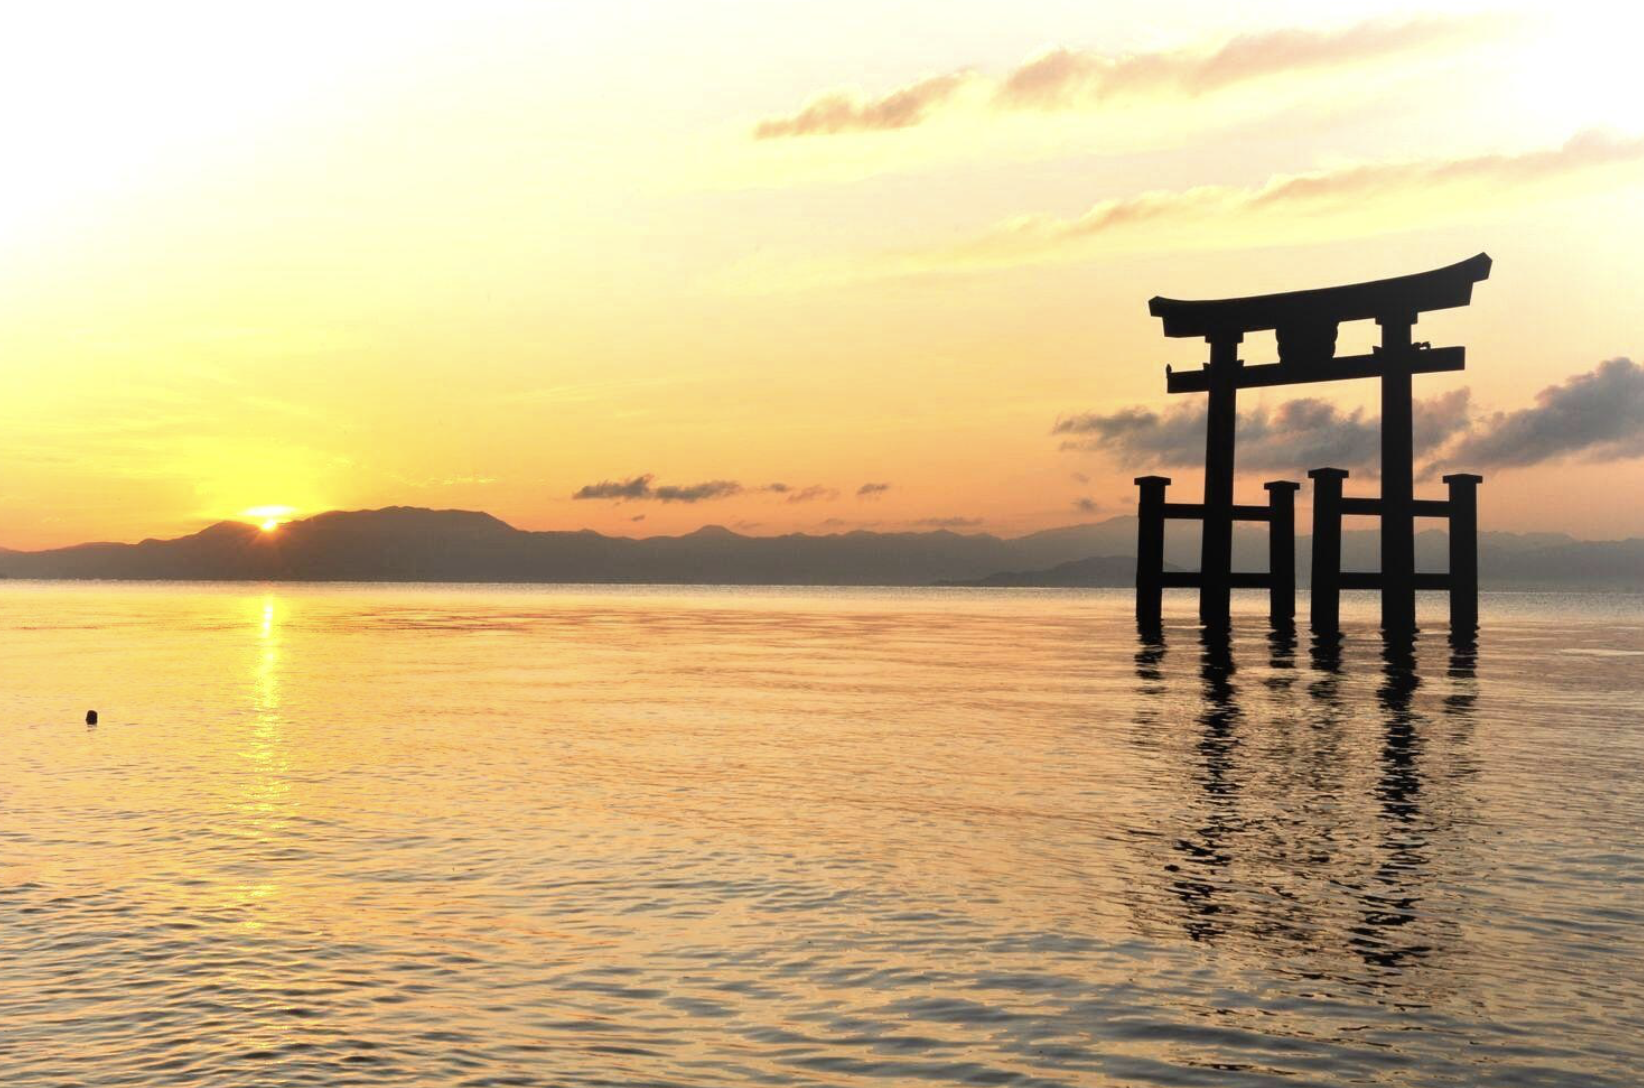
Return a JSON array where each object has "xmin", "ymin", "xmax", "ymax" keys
[{"xmin": 1133, "ymin": 253, "xmax": 1491, "ymax": 635}]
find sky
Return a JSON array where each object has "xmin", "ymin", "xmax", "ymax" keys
[{"xmin": 1, "ymin": 0, "xmax": 1642, "ymax": 549}]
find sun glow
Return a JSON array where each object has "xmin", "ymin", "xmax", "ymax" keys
[{"xmin": 243, "ymin": 505, "xmax": 297, "ymax": 532}]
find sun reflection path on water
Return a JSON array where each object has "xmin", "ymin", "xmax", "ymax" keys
[{"xmin": 233, "ymin": 593, "xmax": 294, "ymax": 931}]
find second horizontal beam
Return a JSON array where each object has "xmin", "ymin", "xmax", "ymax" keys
[{"xmin": 1165, "ymin": 346, "xmax": 1465, "ymax": 394}]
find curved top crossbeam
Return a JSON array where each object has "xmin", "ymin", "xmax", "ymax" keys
[{"xmin": 1148, "ymin": 253, "xmax": 1491, "ymax": 339}]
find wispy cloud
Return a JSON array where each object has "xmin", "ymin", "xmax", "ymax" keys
[
  {"xmin": 1073, "ymin": 497, "xmax": 1100, "ymax": 514},
  {"xmin": 875, "ymin": 130, "xmax": 1644, "ymax": 276},
  {"xmin": 914, "ymin": 516, "xmax": 985, "ymax": 528},
  {"xmin": 997, "ymin": 16, "xmax": 1483, "ymax": 109},
  {"xmin": 856, "ymin": 482, "xmax": 892, "ymax": 499},
  {"xmin": 770, "ymin": 483, "xmax": 840, "ymax": 503},
  {"xmin": 754, "ymin": 71, "xmax": 975, "ymax": 138},
  {"xmin": 753, "ymin": 15, "xmax": 1491, "ymax": 139}
]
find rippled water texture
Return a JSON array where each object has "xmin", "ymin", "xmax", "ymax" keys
[{"xmin": 2, "ymin": 584, "xmax": 1642, "ymax": 1086}]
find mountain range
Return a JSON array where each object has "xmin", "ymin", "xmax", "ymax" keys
[{"xmin": 0, "ymin": 506, "xmax": 1639, "ymax": 589}]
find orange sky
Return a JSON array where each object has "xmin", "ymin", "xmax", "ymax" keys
[{"xmin": 1, "ymin": 0, "xmax": 1641, "ymax": 549}]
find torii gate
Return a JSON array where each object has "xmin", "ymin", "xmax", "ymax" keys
[{"xmin": 1132, "ymin": 253, "xmax": 1491, "ymax": 633}]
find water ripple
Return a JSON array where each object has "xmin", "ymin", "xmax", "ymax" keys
[{"xmin": 1, "ymin": 584, "xmax": 1641, "ymax": 1085}]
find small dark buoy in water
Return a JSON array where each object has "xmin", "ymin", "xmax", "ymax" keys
[{"xmin": 85, "ymin": 710, "xmax": 98, "ymax": 726}]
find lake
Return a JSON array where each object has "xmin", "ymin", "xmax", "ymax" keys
[{"xmin": 2, "ymin": 583, "xmax": 1641, "ymax": 1086}]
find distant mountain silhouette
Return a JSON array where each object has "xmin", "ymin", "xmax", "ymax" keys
[
  {"xmin": 0, "ymin": 506, "xmax": 1637, "ymax": 589},
  {"xmin": 936, "ymin": 555, "xmax": 1156, "ymax": 588},
  {"xmin": 0, "ymin": 507, "xmax": 1123, "ymax": 585}
]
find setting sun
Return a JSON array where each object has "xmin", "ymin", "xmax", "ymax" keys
[{"xmin": 242, "ymin": 505, "xmax": 296, "ymax": 532}]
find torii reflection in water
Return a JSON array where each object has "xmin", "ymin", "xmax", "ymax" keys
[{"xmin": 1126, "ymin": 623, "xmax": 1480, "ymax": 984}]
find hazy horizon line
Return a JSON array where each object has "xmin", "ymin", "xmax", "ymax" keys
[{"xmin": 1, "ymin": 502, "xmax": 1631, "ymax": 557}]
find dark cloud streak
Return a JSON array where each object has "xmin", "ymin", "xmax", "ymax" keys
[
  {"xmin": 572, "ymin": 474, "xmax": 743, "ymax": 503},
  {"xmin": 1450, "ymin": 358, "xmax": 1644, "ymax": 467},
  {"xmin": 1052, "ymin": 359, "xmax": 1644, "ymax": 478},
  {"xmin": 575, "ymin": 476, "xmax": 843, "ymax": 505},
  {"xmin": 782, "ymin": 484, "xmax": 840, "ymax": 503},
  {"xmin": 572, "ymin": 474, "xmax": 657, "ymax": 501},
  {"xmin": 1054, "ymin": 391, "xmax": 1471, "ymax": 473}
]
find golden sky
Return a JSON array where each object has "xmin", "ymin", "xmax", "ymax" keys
[{"xmin": 2, "ymin": 0, "xmax": 1641, "ymax": 548}]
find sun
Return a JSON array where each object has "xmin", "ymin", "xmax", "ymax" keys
[{"xmin": 242, "ymin": 505, "xmax": 297, "ymax": 532}]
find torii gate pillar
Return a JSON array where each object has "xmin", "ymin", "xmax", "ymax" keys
[
  {"xmin": 1199, "ymin": 333, "xmax": 1242, "ymax": 626},
  {"xmin": 1379, "ymin": 312, "xmax": 1417, "ymax": 632}
]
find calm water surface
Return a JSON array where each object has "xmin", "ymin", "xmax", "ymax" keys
[{"xmin": 1, "ymin": 584, "xmax": 1641, "ymax": 1086}]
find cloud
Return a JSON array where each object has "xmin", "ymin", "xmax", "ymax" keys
[
  {"xmin": 754, "ymin": 71, "xmax": 974, "ymax": 138},
  {"xmin": 781, "ymin": 484, "xmax": 840, "ymax": 503},
  {"xmin": 572, "ymin": 474, "xmax": 655, "ymax": 501},
  {"xmin": 997, "ymin": 16, "xmax": 1483, "ymax": 109},
  {"xmin": 1413, "ymin": 389, "xmax": 1473, "ymax": 465},
  {"xmin": 652, "ymin": 480, "xmax": 743, "ymax": 503},
  {"xmin": 908, "ymin": 130, "xmax": 1644, "ymax": 273},
  {"xmin": 1054, "ymin": 390, "xmax": 1471, "ymax": 473},
  {"xmin": 1449, "ymin": 358, "xmax": 1644, "ymax": 467},
  {"xmin": 753, "ymin": 16, "xmax": 1490, "ymax": 138},
  {"xmin": 915, "ymin": 516, "xmax": 984, "ymax": 528},
  {"xmin": 856, "ymin": 482, "xmax": 892, "ymax": 499},
  {"xmin": 1055, "ymin": 404, "xmax": 1207, "ymax": 464},
  {"xmin": 572, "ymin": 474, "xmax": 744, "ymax": 503},
  {"xmin": 1074, "ymin": 497, "xmax": 1100, "ymax": 514},
  {"xmin": 576, "ymin": 476, "xmax": 843, "ymax": 505},
  {"xmin": 1051, "ymin": 359, "xmax": 1644, "ymax": 479}
]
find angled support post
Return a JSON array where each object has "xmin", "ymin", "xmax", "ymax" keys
[
  {"xmin": 1199, "ymin": 333, "xmax": 1242, "ymax": 627},
  {"xmin": 1264, "ymin": 481, "xmax": 1300, "ymax": 626},
  {"xmin": 1309, "ymin": 468, "xmax": 1349, "ymax": 635},
  {"xmin": 1135, "ymin": 475, "xmax": 1170, "ymax": 629},
  {"xmin": 1444, "ymin": 473, "xmax": 1482, "ymax": 637}
]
